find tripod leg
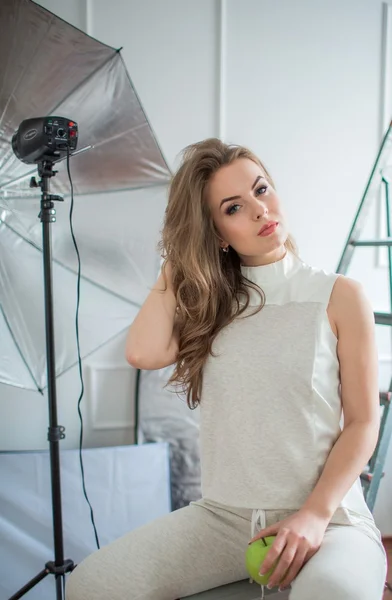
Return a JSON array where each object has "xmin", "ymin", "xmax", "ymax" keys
[
  {"xmin": 8, "ymin": 568, "xmax": 50, "ymax": 600},
  {"xmin": 56, "ymin": 573, "xmax": 66, "ymax": 600}
]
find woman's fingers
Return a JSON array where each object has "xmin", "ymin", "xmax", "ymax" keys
[
  {"xmin": 276, "ymin": 545, "xmax": 309, "ymax": 590},
  {"xmin": 259, "ymin": 529, "xmax": 289, "ymax": 575},
  {"xmin": 265, "ymin": 536, "xmax": 298, "ymax": 589}
]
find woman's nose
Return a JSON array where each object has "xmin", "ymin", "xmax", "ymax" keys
[{"xmin": 255, "ymin": 202, "xmax": 268, "ymax": 219}]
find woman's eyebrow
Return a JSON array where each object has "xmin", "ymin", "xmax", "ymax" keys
[{"xmin": 219, "ymin": 175, "xmax": 265, "ymax": 208}]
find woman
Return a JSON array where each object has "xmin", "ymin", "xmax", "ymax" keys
[{"xmin": 66, "ymin": 138, "xmax": 388, "ymax": 600}]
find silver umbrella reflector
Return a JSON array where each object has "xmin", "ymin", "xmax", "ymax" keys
[{"xmin": 0, "ymin": 0, "xmax": 172, "ymax": 390}]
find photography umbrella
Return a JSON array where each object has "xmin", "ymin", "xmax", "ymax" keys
[
  {"xmin": 0, "ymin": 1, "xmax": 172, "ymax": 598},
  {"xmin": 0, "ymin": 0, "xmax": 172, "ymax": 391}
]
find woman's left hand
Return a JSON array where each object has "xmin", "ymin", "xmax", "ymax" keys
[{"xmin": 248, "ymin": 508, "xmax": 330, "ymax": 591}]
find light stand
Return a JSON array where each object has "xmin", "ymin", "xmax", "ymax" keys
[{"xmin": 9, "ymin": 160, "xmax": 74, "ymax": 600}]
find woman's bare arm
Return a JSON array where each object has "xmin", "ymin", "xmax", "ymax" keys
[
  {"xmin": 301, "ymin": 276, "xmax": 380, "ymax": 519},
  {"xmin": 125, "ymin": 262, "xmax": 179, "ymax": 370}
]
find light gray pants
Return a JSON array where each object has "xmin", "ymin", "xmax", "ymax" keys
[{"xmin": 65, "ymin": 497, "xmax": 387, "ymax": 600}]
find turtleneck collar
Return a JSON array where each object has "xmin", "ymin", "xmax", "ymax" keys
[{"xmin": 240, "ymin": 250, "xmax": 298, "ymax": 288}]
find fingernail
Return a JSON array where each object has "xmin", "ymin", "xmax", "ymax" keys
[{"xmin": 267, "ymin": 584, "xmax": 273, "ymax": 589}]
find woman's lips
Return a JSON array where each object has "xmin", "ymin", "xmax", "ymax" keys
[{"xmin": 258, "ymin": 222, "xmax": 278, "ymax": 237}]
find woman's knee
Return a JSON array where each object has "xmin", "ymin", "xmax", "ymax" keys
[
  {"xmin": 64, "ymin": 552, "xmax": 138, "ymax": 600},
  {"xmin": 65, "ymin": 545, "xmax": 172, "ymax": 600},
  {"xmin": 65, "ymin": 553, "xmax": 107, "ymax": 600},
  {"xmin": 289, "ymin": 568, "xmax": 384, "ymax": 600},
  {"xmin": 290, "ymin": 574, "xmax": 352, "ymax": 600}
]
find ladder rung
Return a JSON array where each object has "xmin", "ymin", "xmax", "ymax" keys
[
  {"xmin": 351, "ymin": 238, "xmax": 392, "ymax": 247},
  {"xmin": 380, "ymin": 391, "xmax": 392, "ymax": 404},
  {"xmin": 361, "ymin": 471, "xmax": 385, "ymax": 482},
  {"xmin": 374, "ymin": 312, "xmax": 392, "ymax": 325}
]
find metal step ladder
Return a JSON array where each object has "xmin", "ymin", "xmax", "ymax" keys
[{"xmin": 336, "ymin": 119, "xmax": 392, "ymax": 512}]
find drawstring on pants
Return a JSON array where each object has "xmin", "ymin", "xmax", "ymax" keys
[{"xmin": 250, "ymin": 509, "xmax": 267, "ymax": 599}]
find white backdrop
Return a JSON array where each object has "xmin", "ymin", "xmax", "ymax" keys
[{"xmin": 0, "ymin": 443, "xmax": 171, "ymax": 600}]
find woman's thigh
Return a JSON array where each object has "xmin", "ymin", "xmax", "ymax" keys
[
  {"xmin": 289, "ymin": 523, "xmax": 388, "ymax": 600},
  {"xmin": 65, "ymin": 499, "xmax": 250, "ymax": 600}
]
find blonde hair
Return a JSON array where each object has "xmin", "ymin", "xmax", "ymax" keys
[{"xmin": 158, "ymin": 138, "xmax": 297, "ymax": 409}]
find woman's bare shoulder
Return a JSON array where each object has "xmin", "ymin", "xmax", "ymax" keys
[{"xmin": 328, "ymin": 275, "xmax": 374, "ymax": 335}]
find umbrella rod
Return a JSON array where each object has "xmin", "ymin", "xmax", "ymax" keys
[
  {"xmin": 0, "ymin": 181, "xmax": 169, "ymax": 202},
  {"xmin": 9, "ymin": 160, "xmax": 74, "ymax": 600}
]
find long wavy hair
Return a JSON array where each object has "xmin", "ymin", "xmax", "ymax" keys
[{"xmin": 158, "ymin": 138, "xmax": 297, "ymax": 409}]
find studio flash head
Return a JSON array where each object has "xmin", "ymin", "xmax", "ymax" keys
[{"xmin": 12, "ymin": 116, "xmax": 78, "ymax": 164}]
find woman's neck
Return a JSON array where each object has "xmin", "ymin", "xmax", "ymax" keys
[{"xmin": 240, "ymin": 244, "xmax": 287, "ymax": 267}]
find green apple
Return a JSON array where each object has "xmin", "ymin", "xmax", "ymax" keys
[{"xmin": 245, "ymin": 536, "xmax": 278, "ymax": 586}]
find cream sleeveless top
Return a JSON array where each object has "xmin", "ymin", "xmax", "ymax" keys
[{"xmin": 199, "ymin": 250, "xmax": 376, "ymax": 526}]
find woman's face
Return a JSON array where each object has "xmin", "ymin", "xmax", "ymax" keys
[{"xmin": 206, "ymin": 158, "xmax": 289, "ymax": 266}]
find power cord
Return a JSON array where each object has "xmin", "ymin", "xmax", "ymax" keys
[{"xmin": 66, "ymin": 147, "xmax": 100, "ymax": 550}]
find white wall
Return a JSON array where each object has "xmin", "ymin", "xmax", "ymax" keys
[
  {"xmin": 87, "ymin": 0, "xmax": 219, "ymax": 168},
  {"xmin": 38, "ymin": 0, "xmax": 86, "ymax": 30},
  {"xmin": 2, "ymin": 0, "xmax": 392, "ymax": 533},
  {"xmin": 225, "ymin": 0, "xmax": 381, "ymax": 265}
]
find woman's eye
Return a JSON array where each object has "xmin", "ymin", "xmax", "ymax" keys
[
  {"xmin": 225, "ymin": 186, "xmax": 268, "ymax": 215},
  {"xmin": 226, "ymin": 204, "xmax": 240, "ymax": 215},
  {"xmin": 256, "ymin": 185, "xmax": 268, "ymax": 196}
]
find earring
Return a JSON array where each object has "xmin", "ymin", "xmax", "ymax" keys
[{"xmin": 222, "ymin": 246, "xmax": 229, "ymax": 253}]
